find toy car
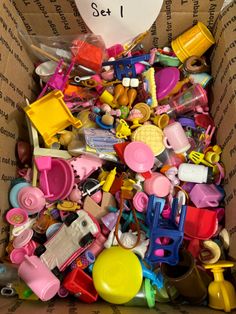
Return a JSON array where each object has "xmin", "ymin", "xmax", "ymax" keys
[{"xmin": 34, "ymin": 210, "xmax": 100, "ymax": 273}]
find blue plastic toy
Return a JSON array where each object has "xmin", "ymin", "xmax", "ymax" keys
[
  {"xmin": 145, "ymin": 198, "xmax": 187, "ymax": 266},
  {"xmin": 139, "ymin": 259, "xmax": 164, "ymax": 290},
  {"xmin": 102, "ymin": 54, "xmax": 150, "ymax": 80},
  {"xmin": 146, "ymin": 195, "xmax": 166, "ymax": 229}
]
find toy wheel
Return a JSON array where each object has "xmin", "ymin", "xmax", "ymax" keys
[
  {"xmin": 79, "ymin": 232, "xmax": 94, "ymax": 247},
  {"xmin": 34, "ymin": 244, "xmax": 46, "ymax": 257},
  {"xmin": 52, "ymin": 266, "xmax": 63, "ymax": 281},
  {"xmin": 64, "ymin": 212, "xmax": 78, "ymax": 226}
]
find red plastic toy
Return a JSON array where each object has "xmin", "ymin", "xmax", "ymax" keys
[
  {"xmin": 63, "ymin": 267, "xmax": 98, "ymax": 303},
  {"xmin": 72, "ymin": 40, "xmax": 103, "ymax": 72},
  {"xmin": 185, "ymin": 206, "xmax": 218, "ymax": 240}
]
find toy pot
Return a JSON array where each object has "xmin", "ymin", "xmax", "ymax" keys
[{"xmin": 161, "ymin": 249, "xmax": 208, "ymax": 304}]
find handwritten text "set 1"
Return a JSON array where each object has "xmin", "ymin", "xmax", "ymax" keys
[{"xmin": 91, "ymin": 2, "xmax": 124, "ymax": 18}]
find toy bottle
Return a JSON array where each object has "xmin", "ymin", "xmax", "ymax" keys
[
  {"xmin": 204, "ymin": 261, "xmax": 236, "ymax": 312},
  {"xmin": 102, "ymin": 168, "xmax": 117, "ymax": 192},
  {"xmin": 178, "ymin": 163, "xmax": 214, "ymax": 184}
]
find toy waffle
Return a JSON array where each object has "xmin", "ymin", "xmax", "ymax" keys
[{"xmin": 131, "ymin": 125, "xmax": 165, "ymax": 156}]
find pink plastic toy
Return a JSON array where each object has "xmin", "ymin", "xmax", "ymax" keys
[
  {"xmin": 124, "ymin": 142, "xmax": 154, "ymax": 173},
  {"xmin": 6, "ymin": 208, "xmax": 28, "ymax": 226},
  {"xmin": 189, "ymin": 184, "xmax": 223, "ymax": 208},
  {"xmin": 17, "ymin": 186, "xmax": 46, "ymax": 215},
  {"xmin": 87, "ymin": 233, "xmax": 107, "ymax": 257},
  {"xmin": 163, "ymin": 122, "xmax": 191, "ymax": 154},
  {"xmin": 69, "ymin": 155, "xmax": 103, "ymax": 183},
  {"xmin": 34, "ymin": 157, "xmax": 54, "ymax": 198},
  {"xmin": 38, "ymin": 59, "xmax": 74, "ymax": 99},
  {"xmin": 39, "ymin": 158, "xmax": 74, "ymax": 202},
  {"xmin": 133, "ymin": 192, "xmax": 149, "ymax": 213},
  {"xmin": 10, "ymin": 229, "xmax": 37, "ymax": 264},
  {"xmin": 18, "ymin": 255, "xmax": 60, "ymax": 301},
  {"xmin": 144, "ymin": 172, "xmax": 171, "ymax": 197}
]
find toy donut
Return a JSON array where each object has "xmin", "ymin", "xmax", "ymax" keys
[{"xmin": 184, "ymin": 56, "xmax": 210, "ymax": 74}]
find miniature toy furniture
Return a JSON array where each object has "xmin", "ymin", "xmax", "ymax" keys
[
  {"xmin": 24, "ymin": 90, "xmax": 82, "ymax": 147},
  {"xmin": 145, "ymin": 198, "xmax": 187, "ymax": 265}
]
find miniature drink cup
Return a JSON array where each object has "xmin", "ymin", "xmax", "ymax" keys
[
  {"xmin": 165, "ymin": 84, "xmax": 208, "ymax": 118},
  {"xmin": 161, "ymin": 249, "xmax": 208, "ymax": 304},
  {"xmin": 18, "ymin": 255, "xmax": 60, "ymax": 301},
  {"xmin": 171, "ymin": 22, "xmax": 215, "ymax": 63},
  {"xmin": 163, "ymin": 122, "xmax": 191, "ymax": 154}
]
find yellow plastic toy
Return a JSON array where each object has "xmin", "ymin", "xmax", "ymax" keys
[
  {"xmin": 57, "ymin": 201, "xmax": 80, "ymax": 212},
  {"xmin": 131, "ymin": 124, "xmax": 165, "ymax": 156},
  {"xmin": 116, "ymin": 119, "xmax": 132, "ymax": 139},
  {"xmin": 204, "ymin": 261, "xmax": 236, "ymax": 312},
  {"xmin": 102, "ymin": 167, "xmax": 117, "ymax": 192},
  {"xmin": 152, "ymin": 114, "xmax": 170, "ymax": 129},
  {"xmin": 92, "ymin": 246, "xmax": 143, "ymax": 304},
  {"xmin": 121, "ymin": 178, "xmax": 136, "ymax": 191},
  {"xmin": 99, "ymin": 90, "xmax": 117, "ymax": 108},
  {"xmin": 24, "ymin": 90, "xmax": 82, "ymax": 147},
  {"xmin": 171, "ymin": 22, "xmax": 215, "ymax": 63},
  {"xmin": 142, "ymin": 68, "xmax": 158, "ymax": 108}
]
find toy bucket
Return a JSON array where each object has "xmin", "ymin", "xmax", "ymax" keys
[{"xmin": 171, "ymin": 22, "xmax": 215, "ymax": 63}]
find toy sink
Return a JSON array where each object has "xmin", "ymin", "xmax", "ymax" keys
[{"xmin": 24, "ymin": 90, "xmax": 82, "ymax": 147}]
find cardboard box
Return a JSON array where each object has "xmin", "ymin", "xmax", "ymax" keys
[{"xmin": 0, "ymin": 0, "xmax": 235, "ymax": 313}]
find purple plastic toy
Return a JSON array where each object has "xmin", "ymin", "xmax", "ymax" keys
[
  {"xmin": 189, "ymin": 183, "xmax": 224, "ymax": 208},
  {"xmin": 38, "ymin": 59, "xmax": 74, "ymax": 99},
  {"xmin": 155, "ymin": 67, "xmax": 180, "ymax": 100}
]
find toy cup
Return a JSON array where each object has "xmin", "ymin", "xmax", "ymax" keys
[
  {"xmin": 18, "ymin": 255, "xmax": 60, "ymax": 301},
  {"xmin": 144, "ymin": 172, "xmax": 171, "ymax": 197},
  {"xmin": 153, "ymin": 114, "xmax": 170, "ymax": 129},
  {"xmin": 171, "ymin": 22, "xmax": 215, "ymax": 63},
  {"xmin": 161, "ymin": 249, "xmax": 208, "ymax": 304},
  {"xmin": 35, "ymin": 61, "xmax": 58, "ymax": 83},
  {"xmin": 189, "ymin": 184, "xmax": 223, "ymax": 208},
  {"xmin": 163, "ymin": 122, "xmax": 191, "ymax": 154}
]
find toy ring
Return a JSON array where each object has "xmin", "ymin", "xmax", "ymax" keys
[{"xmin": 184, "ymin": 56, "xmax": 210, "ymax": 74}]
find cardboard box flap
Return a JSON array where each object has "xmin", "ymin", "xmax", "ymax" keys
[
  {"xmin": 0, "ymin": 0, "xmax": 36, "ymax": 256},
  {"xmin": 12, "ymin": 0, "xmax": 224, "ymax": 47},
  {"xmin": 210, "ymin": 0, "xmax": 236, "ymax": 260}
]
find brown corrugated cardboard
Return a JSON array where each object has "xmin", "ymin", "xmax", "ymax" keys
[
  {"xmin": 0, "ymin": 0, "xmax": 36, "ymax": 258},
  {"xmin": 210, "ymin": 0, "xmax": 236, "ymax": 261},
  {"xmin": 12, "ymin": 0, "xmax": 224, "ymax": 47},
  {"xmin": 0, "ymin": 296, "xmax": 223, "ymax": 314},
  {"xmin": 0, "ymin": 0, "xmax": 235, "ymax": 313}
]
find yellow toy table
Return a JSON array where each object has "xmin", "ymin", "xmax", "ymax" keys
[{"xmin": 24, "ymin": 90, "xmax": 82, "ymax": 147}]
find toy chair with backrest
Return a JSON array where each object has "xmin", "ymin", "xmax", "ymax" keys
[{"xmin": 145, "ymin": 198, "xmax": 187, "ymax": 266}]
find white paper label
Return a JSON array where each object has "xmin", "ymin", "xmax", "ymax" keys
[{"xmin": 75, "ymin": 0, "xmax": 163, "ymax": 47}]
